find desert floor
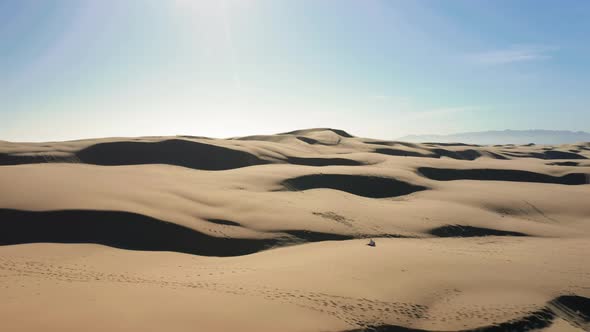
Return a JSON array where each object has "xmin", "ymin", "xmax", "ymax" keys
[{"xmin": 1, "ymin": 128, "xmax": 589, "ymax": 331}]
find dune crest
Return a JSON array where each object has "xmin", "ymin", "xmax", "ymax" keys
[{"xmin": 1, "ymin": 128, "xmax": 589, "ymax": 332}]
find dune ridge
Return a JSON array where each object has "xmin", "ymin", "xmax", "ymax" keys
[
  {"xmin": 0, "ymin": 209, "xmax": 409, "ymax": 256},
  {"xmin": 345, "ymin": 295, "xmax": 590, "ymax": 332},
  {"xmin": 1, "ymin": 128, "xmax": 589, "ymax": 332},
  {"xmin": 1, "ymin": 130, "xmax": 590, "ymax": 170},
  {"xmin": 282, "ymin": 174, "xmax": 429, "ymax": 198},
  {"xmin": 418, "ymin": 167, "xmax": 589, "ymax": 185}
]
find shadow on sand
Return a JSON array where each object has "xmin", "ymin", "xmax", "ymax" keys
[
  {"xmin": 418, "ymin": 167, "xmax": 588, "ymax": 185},
  {"xmin": 343, "ymin": 295, "xmax": 589, "ymax": 332},
  {"xmin": 282, "ymin": 174, "xmax": 428, "ymax": 198}
]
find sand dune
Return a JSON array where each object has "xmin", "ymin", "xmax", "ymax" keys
[
  {"xmin": 418, "ymin": 167, "xmax": 588, "ymax": 185},
  {"xmin": 428, "ymin": 225, "xmax": 528, "ymax": 237},
  {"xmin": 282, "ymin": 174, "xmax": 429, "ymax": 198},
  {"xmin": 0, "ymin": 209, "xmax": 279, "ymax": 256},
  {"xmin": 0, "ymin": 128, "xmax": 589, "ymax": 331},
  {"xmin": 285, "ymin": 156, "xmax": 364, "ymax": 166}
]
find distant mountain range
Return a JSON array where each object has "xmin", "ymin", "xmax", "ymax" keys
[{"xmin": 398, "ymin": 130, "xmax": 590, "ymax": 145}]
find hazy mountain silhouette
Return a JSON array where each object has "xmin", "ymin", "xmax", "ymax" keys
[{"xmin": 399, "ymin": 130, "xmax": 590, "ymax": 145}]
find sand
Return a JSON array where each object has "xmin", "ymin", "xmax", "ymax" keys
[{"xmin": 0, "ymin": 128, "xmax": 589, "ymax": 331}]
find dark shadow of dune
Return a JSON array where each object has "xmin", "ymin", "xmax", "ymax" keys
[
  {"xmin": 292, "ymin": 135, "xmax": 342, "ymax": 146},
  {"xmin": 550, "ymin": 295, "xmax": 590, "ymax": 318},
  {"xmin": 176, "ymin": 135, "xmax": 211, "ymax": 140},
  {"xmin": 0, "ymin": 153, "xmax": 46, "ymax": 165},
  {"xmin": 344, "ymin": 325, "xmax": 429, "ymax": 331},
  {"xmin": 486, "ymin": 152, "xmax": 510, "ymax": 160},
  {"xmin": 328, "ymin": 129, "xmax": 354, "ymax": 138},
  {"xmin": 0, "ymin": 210, "xmax": 410, "ymax": 257},
  {"xmin": 282, "ymin": 230, "xmax": 355, "ymax": 242},
  {"xmin": 548, "ymin": 295, "xmax": 590, "ymax": 330},
  {"xmin": 429, "ymin": 225, "xmax": 527, "ymax": 237},
  {"xmin": 344, "ymin": 309, "xmax": 554, "ymax": 332},
  {"xmin": 0, "ymin": 209, "xmax": 279, "ymax": 257},
  {"xmin": 418, "ymin": 167, "xmax": 588, "ymax": 185},
  {"xmin": 282, "ymin": 174, "xmax": 428, "ymax": 198},
  {"xmin": 0, "ymin": 153, "xmax": 76, "ymax": 165},
  {"xmin": 424, "ymin": 142, "xmax": 481, "ymax": 147},
  {"xmin": 365, "ymin": 141, "xmax": 420, "ymax": 148},
  {"xmin": 375, "ymin": 148, "xmax": 435, "ymax": 158},
  {"xmin": 343, "ymin": 295, "xmax": 590, "ymax": 332},
  {"xmin": 374, "ymin": 148, "xmax": 505, "ymax": 161},
  {"xmin": 210, "ymin": 218, "xmax": 414, "ymax": 241},
  {"xmin": 547, "ymin": 161, "xmax": 580, "ymax": 167},
  {"xmin": 503, "ymin": 150, "xmax": 587, "ymax": 160},
  {"xmin": 280, "ymin": 128, "xmax": 354, "ymax": 138},
  {"xmin": 296, "ymin": 136, "xmax": 320, "ymax": 145},
  {"xmin": 294, "ymin": 136, "xmax": 342, "ymax": 146},
  {"xmin": 365, "ymin": 141, "xmax": 393, "ymax": 146},
  {"xmin": 206, "ymin": 219, "xmax": 242, "ymax": 226},
  {"xmin": 429, "ymin": 148, "xmax": 482, "ymax": 160},
  {"xmin": 543, "ymin": 150, "xmax": 587, "ymax": 159},
  {"xmin": 286, "ymin": 157, "xmax": 363, "ymax": 166},
  {"xmin": 76, "ymin": 139, "xmax": 267, "ymax": 170}
]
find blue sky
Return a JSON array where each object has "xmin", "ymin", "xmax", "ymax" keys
[{"xmin": 1, "ymin": 0, "xmax": 589, "ymax": 141}]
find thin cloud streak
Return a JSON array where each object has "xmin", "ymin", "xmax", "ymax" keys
[
  {"xmin": 407, "ymin": 106, "xmax": 481, "ymax": 120},
  {"xmin": 467, "ymin": 45, "xmax": 557, "ymax": 65}
]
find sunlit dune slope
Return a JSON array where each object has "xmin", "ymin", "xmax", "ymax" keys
[{"xmin": 1, "ymin": 128, "xmax": 589, "ymax": 332}]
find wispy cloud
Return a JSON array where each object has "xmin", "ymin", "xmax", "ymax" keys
[
  {"xmin": 467, "ymin": 45, "xmax": 557, "ymax": 65},
  {"xmin": 367, "ymin": 95, "xmax": 483, "ymax": 120},
  {"xmin": 367, "ymin": 95, "xmax": 412, "ymax": 103},
  {"xmin": 407, "ymin": 106, "xmax": 481, "ymax": 120}
]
